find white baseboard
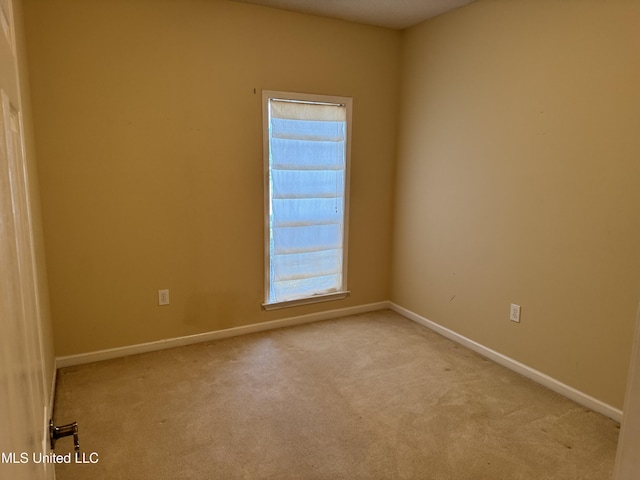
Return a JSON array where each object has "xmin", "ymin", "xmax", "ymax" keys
[
  {"xmin": 55, "ymin": 301, "xmax": 391, "ymax": 369},
  {"xmin": 389, "ymin": 302, "xmax": 623, "ymax": 422},
  {"xmin": 54, "ymin": 300, "xmax": 622, "ymax": 422}
]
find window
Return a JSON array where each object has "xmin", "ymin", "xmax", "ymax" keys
[{"xmin": 262, "ymin": 91, "xmax": 352, "ymax": 309}]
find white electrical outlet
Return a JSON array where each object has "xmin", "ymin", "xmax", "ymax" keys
[
  {"xmin": 510, "ymin": 303, "xmax": 521, "ymax": 323},
  {"xmin": 158, "ymin": 289, "xmax": 170, "ymax": 306}
]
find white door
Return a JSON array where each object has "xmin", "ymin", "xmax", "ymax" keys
[
  {"xmin": 0, "ymin": 0, "xmax": 53, "ymax": 479},
  {"xmin": 614, "ymin": 302, "xmax": 640, "ymax": 480}
]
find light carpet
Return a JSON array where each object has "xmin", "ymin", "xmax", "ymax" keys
[{"xmin": 52, "ymin": 309, "xmax": 619, "ymax": 479}]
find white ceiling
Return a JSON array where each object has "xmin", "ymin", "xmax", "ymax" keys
[{"xmin": 230, "ymin": 0, "xmax": 477, "ymax": 30}]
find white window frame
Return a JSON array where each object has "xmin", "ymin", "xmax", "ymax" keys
[{"xmin": 262, "ymin": 90, "xmax": 352, "ymax": 310}]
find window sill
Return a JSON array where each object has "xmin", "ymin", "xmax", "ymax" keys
[{"xmin": 262, "ymin": 291, "xmax": 350, "ymax": 311}]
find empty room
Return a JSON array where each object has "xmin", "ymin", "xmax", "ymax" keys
[{"xmin": 1, "ymin": 0, "xmax": 639, "ymax": 478}]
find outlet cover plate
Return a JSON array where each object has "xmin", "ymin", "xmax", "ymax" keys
[
  {"xmin": 510, "ymin": 304, "xmax": 521, "ymax": 322},
  {"xmin": 158, "ymin": 289, "xmax": 170, "ymax": 306}
]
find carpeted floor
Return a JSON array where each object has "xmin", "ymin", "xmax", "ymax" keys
[{"xmin": 52, "ymin": 310, "xmax": 619, "ymax": 479}]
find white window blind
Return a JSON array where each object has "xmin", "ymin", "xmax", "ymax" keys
[{"xmin": 263, "ymin": 92, "xmax": 351, "ymax": 307}]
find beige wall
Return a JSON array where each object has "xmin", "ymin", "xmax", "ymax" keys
[
  {"xmin": 23, "ymin": 0, "xmax": 400, "ymax": 356},
  {"xmin": 392, "ymin": 0, "xmax": 640, "ymax": 408},
  {"xmin": 24, "ymin": 0, "xmax": 640, "ymax": 409},
  {"xmin": 14, "ymin": 0, "xmax": 56, "ymax": 401}
]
